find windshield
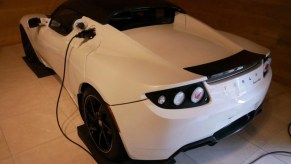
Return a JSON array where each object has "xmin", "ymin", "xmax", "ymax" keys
[{"xmin": 109, "ymin": 7, "xmax": 178, "ymax": 31}]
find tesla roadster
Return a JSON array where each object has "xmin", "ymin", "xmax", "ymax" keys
[{"xmin": 20, "ymin": 0, "xmax": 272, "ymax": 161}]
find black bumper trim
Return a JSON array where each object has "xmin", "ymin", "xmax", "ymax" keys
[
  {"xmin": 214, "ymin": 106, "xmax": 261, "ymax": 140},
  {"xmin": 169, "ymin": 104, "xmax": 262, "ymax": 159}
]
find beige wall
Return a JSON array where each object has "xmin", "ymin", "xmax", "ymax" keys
[
  {"xmin": 0, "ymin": 0, "xmax": 290, "ymax": 86},
  {"xmin": 170, "ymin": 0, "xmax": 291, "ymax": 49},
  {"xmin": 0, "ymin": 0, "xmax": 289, "ymax": 48},
  {"xmin": 0, "ymin": 0, "xmax": 63, "ymax": 46},
  {"xmin": 169, "ymin": 0, "xmax": 291, "ymax": 87}
]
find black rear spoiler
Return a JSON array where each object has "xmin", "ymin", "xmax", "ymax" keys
[{"xmin": 184, "ymin": 50, "xmax": 265, "ymax": 83}]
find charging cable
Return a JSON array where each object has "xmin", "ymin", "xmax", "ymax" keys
[
  {"xmin": 75, "ymin": 28, "xmax": 96, "ymax": 39},
  {"xmin": 249, "ymin": 122, "xmax": 291, "ymax": 163},
  {"xmin": 56, "ymin": 28, "xmax": 96, "ymax": 160}
]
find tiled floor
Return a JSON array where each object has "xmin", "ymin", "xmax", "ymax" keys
[{"xmin": 0, "ymin": 44, "xmax": 290, "ymax": 164}]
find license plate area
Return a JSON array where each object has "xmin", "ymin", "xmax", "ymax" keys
[{"xmin": 223, "ymin": 64, "xmax": 263, "ymax": 99}]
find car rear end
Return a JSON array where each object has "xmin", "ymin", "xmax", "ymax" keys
[
  {"xmin": 105, "ymin": 6, "xmax": 272, "ymax": 160},
  {"xmin": 110, "ymin": 51, "xmax": 272, "ymax": 160}
]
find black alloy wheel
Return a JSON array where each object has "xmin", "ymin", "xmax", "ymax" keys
[
  {"xmin": 81, "ymin": 87, "xmax": 127, "ymax": 161},
  {"xmin": 20, "ymin": 25, "xmax": 39, "ymax": 63},
  {"xmin": 84, "ymin": 94, "xmax": 113, "ymax": 153}
]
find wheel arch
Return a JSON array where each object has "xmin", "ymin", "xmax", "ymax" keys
[
  {"xmin": 77, "ymin": 83, "xmax": 93, "ymax": 117},
  {"xmin": 77, "ymin": 82, "xmax": 108, "ymax": 118},
  {"xmin": 79, "ymin": 82, "xmax": 93, "ymax": 94},
  {"xmin": 79, "ymin": 82, "xmax": 127, "ymax": 161},
  {"xmin": 78, "ymin": 82, "xmax": 106, "ymax": 100}
]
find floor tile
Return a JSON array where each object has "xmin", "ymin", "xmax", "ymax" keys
[
  {"xmin": 0, "ymin": 128, "xmax": 12, "ymax": 160},
  {"xmin": 0, "ymin": 66, "xmax": 37, "ymax": 88},
  {"xmin": 0, "ymin": 157, "xmax": 15, "ymax": 164},
  {"xmin": 14, "ymin": 132, "xmax": 95, "ymax": 164},
  {"xmin": 0, "ymin": 79, "xmax": 50, "ymax": 121},
  {"xmin": 243, "ymin": 149, "xmax": 288, "ymax": 164},
  {"xmin": 263, "ymin": 92, "xmax": 291, "ymax": 124},
  {"xmin": 38, "ymin": 75, "xmax": 72, "ymax": 102},
  {"xmin": 237, "ymin": 104, "xmax": 287, "ymax": 148},
  {"xmin": 0, "ymin": 106, "xmax": 76, "ymax": 155},
  {"xmin": 174, "ymin": 152, "xmax": 197, "ymax": 164},
  {"xmin": 0, "ymin": 44, "xmax": 25, "ymax": 58},
  {"xmin": 0, "ymin": 44, "xmax": 26, "ymax": 70},
  {"xmin": 0, "ymin": 52, "xmax": 39, "ymax": 90},
  {"xmin": 259, "ymin": 128, "xmax": 291, "ymax": 163},
  {"xmin": 265, "ymin": 81, "xmax": 289, "ymax": 101},
  {"xmin": 184, "ymin": 134, "xmax": 260, "ymax": 164},
  {"xmin": 58, "ymin": 99, "xmax": 84, "ymax": 128}
]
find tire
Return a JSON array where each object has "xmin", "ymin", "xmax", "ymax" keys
[
  {"xmin": 81, "ymin": 87, "xmax": 127, "ymax": 161},
  {"xmin": 20, "ymin": 25, "xmax": 39, "ymax": 63}
]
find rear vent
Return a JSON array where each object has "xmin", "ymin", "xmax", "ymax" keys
[{"xmin": 184, "ymin": 50, "xmax": 265, "ymax": 83}]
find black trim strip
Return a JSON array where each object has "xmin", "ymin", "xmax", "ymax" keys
[
  {"xmin": 109, "ymin": 99, "xmax": 147, "ymax": 107},
  {"xmin": 214, "ymin": 106, "xmax": 262, "ymax": 140},
  {"xmin": 184, "ymin": 50, "xmax": 265, "ymax": 83},
  {"xmin": 168, "ymin": 104, "xmax": 263, "ymax": 160}
]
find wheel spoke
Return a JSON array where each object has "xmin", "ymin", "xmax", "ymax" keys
[
  {"xmin": 84, "ymin": 94, "xmax": 113, "ymax": 153},
  {"xmin": 89, "ymin": 98, "xmax": 95, "ymax": 111},
  {"xmin": 102, "ymin": 122, "xmax": 112, "ymax": 132},
  {"xmin": 101, "ymin": 128, "xmax": 110, "ymax": 146},
  {"xmin": 87, "ymin": 111, "xmax": 95, "ymax": 121},
  {"xmin": 85, "ymin": 98, "xmax": 99, "ymax": 122},
  {"xmin": 98, "ymin": 129, "xmax": 102, "ymax": 146}
]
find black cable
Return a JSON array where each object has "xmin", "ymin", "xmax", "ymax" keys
[
  {"xmin": 56, "ymin": 34, "xmax": 95, "ymax": 160},
  {"xmin": 249, "ymin": 122, "xmax": 291, "ymax": 163},
  {"xmin": 249, "ymin": 151, "xmax": 291, "ymax": 164}
]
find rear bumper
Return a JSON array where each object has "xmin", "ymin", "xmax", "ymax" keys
[
  {"xmin": 171, "ymin": 104, "xmax": 262, "ymax": 158},
  {"xmin": 110, "ymin": 66, "xmax": 272, "ymax": 160}
]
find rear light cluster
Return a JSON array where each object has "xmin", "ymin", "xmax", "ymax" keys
[
  {"xmin": 145, "ymin": 82, "xmax": 209, "ymax": 109},
  {"xmin": 263, "ymin": 56, "xmax": 271, "ymax": 77}
]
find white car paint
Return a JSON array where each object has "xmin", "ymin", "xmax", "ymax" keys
[{"xmin": 20, "ymin": 11, "xmax": 272, "ymax": 160}]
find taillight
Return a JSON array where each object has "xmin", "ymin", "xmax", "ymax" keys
[
  {"xmin": 263, "ymin": 56, "xmax": 271, "ymax": 77},
  {"xmin": 145, "ymin": 82, "xmax": 209, "ymax": 109}
]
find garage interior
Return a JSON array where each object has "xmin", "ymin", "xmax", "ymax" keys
[{"xmin": 0, "ymin": 0, "xmax": 290, "ymax": 163}]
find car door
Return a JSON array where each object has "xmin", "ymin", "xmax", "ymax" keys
[{"xmin": 36, "ymin": 7, "xmax": 82, "ymax": 77}]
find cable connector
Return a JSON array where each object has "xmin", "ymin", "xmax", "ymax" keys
[{"xmin": 75, "ymin": 28, "xmax": 96, "ymax": 39}]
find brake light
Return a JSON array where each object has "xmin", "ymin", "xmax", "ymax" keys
[{"xmin": 145, "ymin": 82, "xmax": 209, "ymax": 109}]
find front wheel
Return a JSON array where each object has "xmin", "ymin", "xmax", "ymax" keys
[{"xmin": 81, "ymin": 87, "xmax": 127, "ymax": 161}]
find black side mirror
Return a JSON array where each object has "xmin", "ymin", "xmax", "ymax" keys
[{"xmin": 28, "ymin": 18, "xmax": 41, "ymax": 28}]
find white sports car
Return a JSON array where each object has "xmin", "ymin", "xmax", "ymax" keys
[{"xmin": 20, "ymin": 0, "xmax": 272, "ymax": 161}]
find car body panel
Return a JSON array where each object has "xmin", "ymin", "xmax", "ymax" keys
[
  {"xmin": 124, "ymin": 24, "xmax": 236, "ymax": 68},
  {"xmin": 124, "ymin": 13, "xmax": 244, "ymax": 67},
  {"xmin": 19, "ymin": 0, "xmax": 272, "ymax": 160},
  {"xmin": 84, "ymin": 22, "xmax": 205, "ymax": 104},
  {"xmin": 20, "ymin": 13, "xmax": 269, "ymax": 105},
  {"xmin": 111, "ymin": 65, "xmax": 272, "ymax": 160}
]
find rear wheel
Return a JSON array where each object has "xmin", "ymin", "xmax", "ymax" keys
[
  {"xmin": 20, "ymin": 25, "xmax": 39, "ymax": 63},
  {"xmin": 81, "ymin": 87, "xmax": 127, "ymax": 161}
]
